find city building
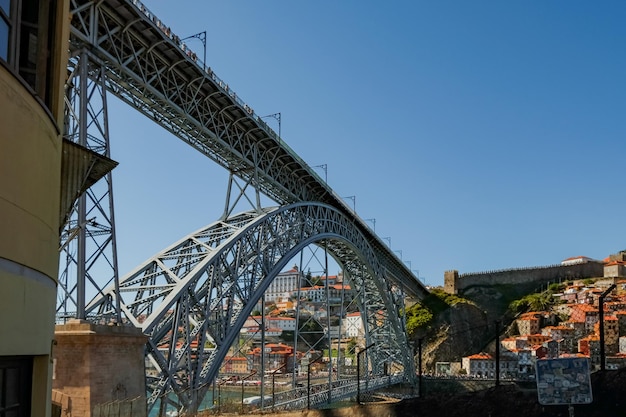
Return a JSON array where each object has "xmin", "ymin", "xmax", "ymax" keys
[
  {"xmin": 220, "ymin": 356, "xmax": 250, "ymax": 375},
  {"xmin": 343, "ymin": 312, "xmax": 364, "ymax": 339},
  {"xmin": 264, "ymin": 266, "xmax": 302, "ymax": 303},
  {"xmin": 244, "ymin": 316, "xmax": 296, "ymax": 332},
  {"xmin": 461, "ymin": 353, "xmax": 493, "ymax": 377},
  {"xmin": 516, "ymin": 313, "xmax": 540, "ymax": 335},
  {"xmin": 561, "ymin": 256, "xmax": 596, "ymax": 266}
]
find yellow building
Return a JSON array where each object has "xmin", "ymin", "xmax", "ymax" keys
[{"xmin": 0, "ymin": 1, "xmax": 70, "ymax": 415}]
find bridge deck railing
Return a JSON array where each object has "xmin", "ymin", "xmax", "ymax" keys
[{"xmin": 265, "ymin": 374, "xmax": 405, "ymax": 411}]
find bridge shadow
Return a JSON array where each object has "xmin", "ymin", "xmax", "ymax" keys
[{"xmin": 234, "ymin": 402, "xmax": 403, "ymax": 417}]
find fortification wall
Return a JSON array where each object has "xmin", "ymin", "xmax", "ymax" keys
[{"xmin": 444, "ymin": 262, "xmax": 605, "ymax": 295}]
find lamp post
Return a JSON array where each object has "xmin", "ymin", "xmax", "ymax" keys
[
  {"xmin": 365, "ymin": 218, "xmax": 376, "ymax": 231},
  {"xmin": 599, "ymin": 284, "xmax": 617, "ymax": 371},
  {"xmin": 240, "ymin": 370, "xmax": 257, "ymax": 413},
  {"xmin": 356, "ymin": 343, "xmax": 375, "ymax": 404},
  {"xmin": 382, "ymin": 237, "xmax": 391, "ymax": 247},
  {"xmin": 262, "ymin": 112, "xmax": 281, "ymax": 139},
  {"xmin": 314, "ymin": 164, "xmax": 328, "ymax": 183},
  {"xmin": 307, "ymin": 355, "xmax": 324, "ymax": 409},
  {"xmin": 271, "ymin": 362, "xmax": 288, "ymax": 411},
  {"xmin": 417, "ymin": 339, "xmax": 423, "ymax": 397},
  {"xmin": 342, "ymin": 196, "xmax": 356, "ymax": 213},
  {"xmin": 181, "ymin": 31, "xmax": 206, "ymax": 69},
  {"xmin": 216, "ymin": 378, "xmax": 227, "ymax": 413}
]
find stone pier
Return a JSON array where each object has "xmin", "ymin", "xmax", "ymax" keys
[{"xmin": 52, "ymin": 320, "xmax": 148, "ymax": 416}]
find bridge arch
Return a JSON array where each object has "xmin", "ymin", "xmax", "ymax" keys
[{"xmin": 88, "ymin": 202, "xmax": 412, "ymax": 412}]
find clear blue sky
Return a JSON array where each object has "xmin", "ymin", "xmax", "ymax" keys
[{"xmin": 108, "ymin": 1, "xmax": 626, "ymax": 287}]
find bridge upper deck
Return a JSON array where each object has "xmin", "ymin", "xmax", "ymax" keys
[{"xmin": 69, "ymin": 0, "xmax": 428, "ymax": 299}]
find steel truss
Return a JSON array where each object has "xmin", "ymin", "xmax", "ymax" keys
[
  {"xmin": 67, "ymin": 0, "xmax": 428, "ymax": 299},
  {"xmin": 87, "ymin": 203, "xmax": 414, "ymax": 413},
  {"xmin": 59, "ymin": 49, "xmax": 122, "ymax": 322},
  {"xmin": 61, "ymin": 1, "xmax": 423, "ymax": 413}
]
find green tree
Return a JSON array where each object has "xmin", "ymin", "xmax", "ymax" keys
[
  {"xmin": 510, "ymin": 292, "xmax": 554, "ymax": 313},
  {"xmin": 346, "ymin": 338, "xmax": 357, "ymax": 356},
  {"xmin": 404, "ymin": 290, "xmax": 471, "ymax": 337}
]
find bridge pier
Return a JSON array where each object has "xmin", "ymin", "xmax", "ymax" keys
[{"xmin": 52, "ymin": 320, "xmax": 148, "ymax": 416}]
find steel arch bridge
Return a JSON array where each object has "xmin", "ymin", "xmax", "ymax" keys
[
  {"xmin": 88, "ymin": 203, "xmax": 411, "ymax": 411},
  {"xmin": 58, "ymin": 0, "xmax": 429, "ymax": 413}
]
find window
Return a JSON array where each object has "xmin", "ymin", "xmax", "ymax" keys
[
  {"xmin": 0, "ymin": 0, "xmax": 57, "ymax": 108},
  {"xmin": 0, "ymin": 356, "xmax": 32, "ymax": 417},
  {"xmin": 0, "ymin": 0, "xmax": 11, "ymax": 61}
]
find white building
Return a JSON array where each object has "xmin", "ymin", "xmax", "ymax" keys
[
  {"xmin": 561, "ymin": 256, "xmax": 595, "ymax": 266},
  {"xmin": 265, "ymin": 266, "xmax": 302, "ymax": 303},
  {"xmin": 244, "ymin": 316, "xmax": 296, "ymax": 332},
  {"xmin": 343, "ymin": 312, "xmax": 364, "ymax": 338}
]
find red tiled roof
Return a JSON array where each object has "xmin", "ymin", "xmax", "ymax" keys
[{"xmin": 466, "ymin": 353, "xmax": 492, "ymax": 360}]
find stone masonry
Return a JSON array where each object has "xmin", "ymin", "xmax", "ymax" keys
[
  {"xmin": 52, "ymin": 320, "xmax": 148, "ymax": 417},
  {"xmin": 444, "ymin": 262, "xmax": 605, "ymax": 295}
]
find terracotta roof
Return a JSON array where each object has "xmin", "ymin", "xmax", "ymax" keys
[
  {"xmin": 570, "ymin": 304, "xmax": 597, "ymax": 312},
  {"xmin": 466, "ymin": 353, "xmax": 492, "ymax": 360}
]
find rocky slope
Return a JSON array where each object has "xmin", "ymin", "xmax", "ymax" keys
[
  {"xmin": 411, "ymin": 300, "xmax": 490, "ymax": 371},
  {"xmin": 410, "ymin": 283, "xmax": 536, "ymax": 371}
]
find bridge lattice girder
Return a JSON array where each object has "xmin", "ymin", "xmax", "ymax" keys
[
  {"xmin": 87, "ymin": 203, "xmax": 412, "ymax": 412},
  {"xmin": 67, "ymin": 0, "xmax": 429, "ymax": 300}
]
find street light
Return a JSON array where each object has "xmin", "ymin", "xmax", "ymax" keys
[
  {"xmin": 365, "ymin": 218, "xmax": 376, "ymax": 232},
  {"xmin": 314, "ymin": 164, "xmax": 328, "ymax": 183},
  {"xmin": 262, "ymin": 112, "xmax": 281, "ymax": 139},
  {"xmin": 306, "ymin": 355, "xmax": 324, "ymax": 409},
  {"xmin": 217, "ymin": 378, "xmax": 225, "ymax": 413},
  {"xmin": 271, "ymin": 362, "xmax": 288, "ymax": 411},
  {"xmin": 181, "ymin": 31, "xmax": 206, "ymax": 69},
  {"xmin": 417, "ymin": 338, "xmax": 423, "ymax": 397},
  {"xmin": 240, "ymin": 369, "xmax": 257, "ymax": 413},
  {"xmin": 382, "ymin": 237, "xmax": 391, "ymax": 247},
  {"xmin": 600, "ymin": 284, "xmax": 617, "ymax": 371},
  {"xmin": 394, "ymin": 250, "xmax": 403, "ymax": 260},
  {"xmin": 342, "ymin": 195, "xmax": 356, "ymax": 213},
  {"xmin": 356, "ymin": 343, "xmax": 375, "ymax": 404}
]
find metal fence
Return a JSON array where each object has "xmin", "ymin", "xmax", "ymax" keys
[{"xmin": 92, "ymin": 397, "xmax": 147, "ymax": 417}]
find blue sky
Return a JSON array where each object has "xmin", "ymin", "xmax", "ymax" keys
[{"xmin": 108, "ymin": 1, "xmax": 626, "ymax": 287}]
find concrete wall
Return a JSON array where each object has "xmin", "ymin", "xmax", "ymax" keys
[
  {"xmin": 444, "ymin": 262, "xmax": 605, "ymax": 295},
  {"xmin": 0, "ymin": 2, "xmax": 70, "ymax": 415}
]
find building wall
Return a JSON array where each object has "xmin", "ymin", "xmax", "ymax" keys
[
  {"xmin": 604, "ymin": 264, "xmax": 626, "ymax": 278},
  {"xmin": 265, "ymin": 268, "xmax": 301, "ymax": 302},
  {"xmin": 0, "ymin": 1, "xmax": 70, "ymax": 415}
]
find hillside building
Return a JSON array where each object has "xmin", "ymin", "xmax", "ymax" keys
[
  {"xmin": 343, "ymin": 312, "xmax": 364, "ymax": 338},
  {"xmin": 516, "ymin": 313, "xmax": 540, "ymax": 335},
  {"xmin": 265, "ymin": 266, "xmax": 302, "ymax": 303}
]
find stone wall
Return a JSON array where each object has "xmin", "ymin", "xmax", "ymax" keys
[
  {"xmin": 53, "ymin": 320, "xmax": 148, "ymax": 417},
  {"xmin": 444, "ymin": 262, "xmax": 605, "ymax": 295}
]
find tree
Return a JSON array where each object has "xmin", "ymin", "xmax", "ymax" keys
[{"xmin": 346, "ymin": 338, "xmax": 357, "ymax": 356}]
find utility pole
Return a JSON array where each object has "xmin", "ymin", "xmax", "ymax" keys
[
  {"xmin": 495, "ymin": 320, "xmax": 500, "ymax": 387},
  {"xmin": 599, "ymin": 284, "xmax": 617, "ymax": 371},
  {"xmin": 356, "ymin": 344, "xmax": 375, "ymax": 404},
  {"xmin": 418, "ymin": 338, "xmax": 423, "ymax": 397}
]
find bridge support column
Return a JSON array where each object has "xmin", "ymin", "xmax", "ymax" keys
[{"xmin": 52, "ymin": 320, "xmax": 148, "ymax": 417}]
